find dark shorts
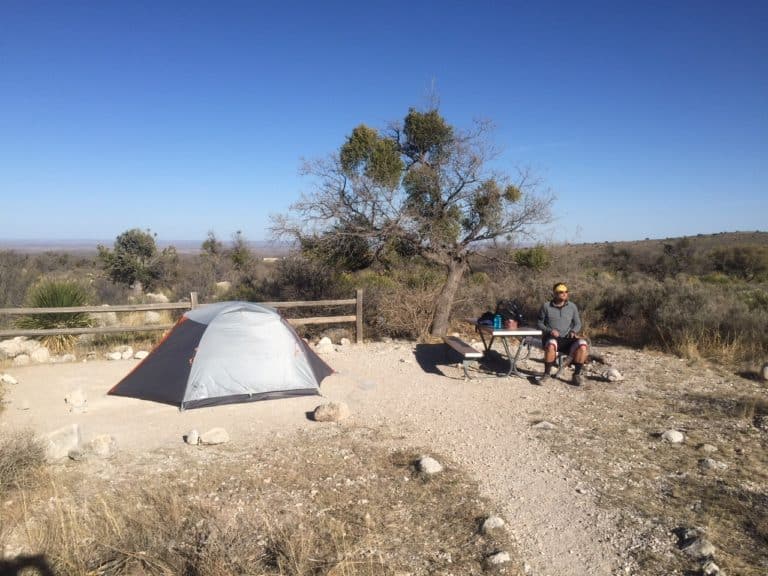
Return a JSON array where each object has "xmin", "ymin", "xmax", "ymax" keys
[{"xmin": 543, "ymin": 336, "xmax": 588, "ymax": 356}]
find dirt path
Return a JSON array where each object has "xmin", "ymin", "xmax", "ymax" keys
[{"xmin": 1, "ymin": 342, "xmax": 632, "ymax": 576}]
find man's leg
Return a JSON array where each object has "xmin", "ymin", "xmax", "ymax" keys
[
  {"xmin": 543, "ymin": 338, "xmax": 558, "ymax": 377},
  {"xmin": 569, "ymin": 339, "xmax": 589, "ymax": 385}
]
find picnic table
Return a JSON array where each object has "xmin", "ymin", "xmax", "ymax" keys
[{"xmin": 471, "ymin": 320, "xmax": 543, "ymax": 378}]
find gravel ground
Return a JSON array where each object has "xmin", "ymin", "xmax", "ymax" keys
[{"xmin": 0, "ymin": 341, "xmax": 666, "ymax": 575}]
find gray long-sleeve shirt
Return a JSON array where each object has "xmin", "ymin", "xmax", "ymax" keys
[{"xmin": 537, "ymin": 300, "xmax": 582, "ymax": 336}]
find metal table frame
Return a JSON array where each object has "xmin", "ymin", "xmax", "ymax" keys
[{"xmin": 474, "ymin": 324, "xmax": 543, "ymax": 378}]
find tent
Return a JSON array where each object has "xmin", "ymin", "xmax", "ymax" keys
[{"xmin": 108, "ymin": 301, "xmax": 333, "ymax": 410}]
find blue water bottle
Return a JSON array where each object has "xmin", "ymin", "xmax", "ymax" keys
[{"xmin": 493, "ymin": 314, "xmax": 502, "ymax": 329}]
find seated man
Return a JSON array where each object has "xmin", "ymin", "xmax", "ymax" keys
[{"xmin": 536, "ymin": 282, "xmax": 589, "ymax": 385}]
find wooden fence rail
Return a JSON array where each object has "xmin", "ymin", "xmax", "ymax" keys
[{"xmin": 0, "ymin": 288, "xmax": 364, "ymax": 343}]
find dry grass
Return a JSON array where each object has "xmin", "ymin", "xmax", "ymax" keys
[
  {"xmin": 0, "ymin": 430, "xmax": 47, "ymax": 495},
  {"xmin": 5, "ymin": 428, "xmax": 519, "ymax": 575}
]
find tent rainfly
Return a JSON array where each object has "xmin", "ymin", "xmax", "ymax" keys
[{"xmin": 108, "ymin": 301, "xmax": 333, "ymax": 410}]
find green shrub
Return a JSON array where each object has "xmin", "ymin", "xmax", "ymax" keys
[{"xmin": 16, "ymin": 280, "xmax": 93, "ymax": 353}]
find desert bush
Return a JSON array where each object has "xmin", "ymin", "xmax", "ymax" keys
[
  {"xmin": 0, "ymin": 251, "xmax": 35, "ymax": 310},
  {"xmin": 709, "ymin": 244, "xmax": 768, "ymax": 281},
  {"xmin": 15, "ymin": 280, "xmax": 93, "ymax": 353},
  {"xmin": 0, "ymin": 430, "xmax": 46, "ymax": 495},
  {"xmin": 513, "ymin": 244, "xmax": 552, "ymax": 271}
]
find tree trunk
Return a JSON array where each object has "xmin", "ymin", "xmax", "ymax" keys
[{"xmin": 430, "ymin": 259, "xmax": 468, "ymax": 337}]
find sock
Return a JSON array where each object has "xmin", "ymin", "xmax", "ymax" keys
[
  {"xmin": 544, "ymin": 362, "xmax": 553, "ymax": 375},
  {"xmin": 573, "ymin": 363, "xmax": 583, "ymax": 374}
]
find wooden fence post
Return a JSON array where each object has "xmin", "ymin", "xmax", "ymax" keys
[
  {"xmin": 190, "ymin": 292, "xmax": 199, "ymax": 309},
  {"xmin": 355, "ymin": 288, "xmax": 363, "ymax": 344}
]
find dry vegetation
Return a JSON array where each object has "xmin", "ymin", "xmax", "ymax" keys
[
  {"xmin": 1, "ymin": 428, "xmax": 517, "ymax": 576},
  {"xmin": 538, "ymin": 347, "xmax": 768, "ymax": 575}
]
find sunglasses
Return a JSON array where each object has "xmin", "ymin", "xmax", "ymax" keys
[{"xmin": 556, "ymin": 290, "xmax": 568, "ymax": 294}]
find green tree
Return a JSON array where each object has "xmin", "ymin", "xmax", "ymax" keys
[
  {"xmin": 97, "ymin": 228, "xmax": 177, "ymax": 291},
  {"xmin": 273, "ymin": 107, "xmax": 551, "ymax": 336}
]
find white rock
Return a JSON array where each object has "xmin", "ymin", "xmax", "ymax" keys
[
  {"xmin": 215, "ymin": 281, "xmax": 231, "ymax": 294},
  {"xmin": 12, "ymin": 354, "xmax": 30, "ymax": 366},
  {"xmin": 29, "ymin": 347, "xmax": 50, "ymax": 364},
  {"xmin": 698, "ymin": 458, "xmax": 727, "ymax": 472},
  {"xmin": 64, "ymin": 388, "xmax": 87, "ymax": 412},
  {"xmin": 318, "ymin": 336, "xmax": 332, "ymax": 345},
  {"xmin": 19, "ymin": 339, "xmax": 41, "ymax": 355},
  {"xmin": 105, "ymin": 352, "xmax": 122, "ymax": 361},
  {"xmin": 44, "ymin": 424, "xmax": 81, "ymax": 460},
  {"xmin": 134, "ymin": 350, "xmax": 149, "ymax": 360},
  {"xmin": 199, "ymin": 427, "xmax": 230, "ymax": 445},
  {"xmin": 0, "ymin": 338, "xmax": 24, "ymax": 358},
  {"xmin": 314, "ymin": 402, "xmax": 350, "ymax": 422},
  {"xmin": 485, "ymin": 551, "xmax": 511, "ymax": 565},
  {"xmin": 532, "ymin": 420, "xmax": 556, "ymax": 430},
  {"xmin": 417, "ymin": 456, "xmax": 443, "ymax": 475},
  {"xmin": 481, "ymin": 515, "xmax": 505, "ymax": 533},
  {"xmin": 698, "ymin": 444, "xmax": 718, "ymax": 453},
  {"xmin": 59, "ymin": 354, "xmax": 77, "ymax": 363},
  {"xmin": 340, "ymin": 338, "xmax": 351, "ymax": 346},
  {"xmin": 661, "ymin": 429, "xmax": 685, "ymax": 443},
  {"xmin": 185, "ymin": 429, "xmax": 200, "ymax": 445},
  {"xmin": 604, "ymin": 367, "xmax": 623, "ymax": 381},
  {"xmin": 0, "ymin": 373, "xmax": 18, "ymax": 385},
  {"xmin": 761, "ymin": 362, "xmax": 768, "ymax": 381},
  {"xmin": 702, "ymin": 560, "xmax": 722, "ymax": 575}
]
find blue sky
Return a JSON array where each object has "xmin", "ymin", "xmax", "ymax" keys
[{"xmin": 1, "ymin": 0, "xmax": 766, "ymax": 245}]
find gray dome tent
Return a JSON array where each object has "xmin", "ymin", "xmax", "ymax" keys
[{"xmin": 108, "ymin": 301, "xmax": 333, "ymax": 410}]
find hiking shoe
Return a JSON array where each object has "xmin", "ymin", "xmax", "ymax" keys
[
  {"xmin": 572, "ymin": 373, "xmax": 584, "ymax": 386},
  {"xmin": 538, "ymin": 373, "xmax": 551, "ymax": 385}
]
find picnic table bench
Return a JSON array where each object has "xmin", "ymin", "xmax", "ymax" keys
[{"xmin": 443, "ymin": 321, "xmax": 544, "ymax": 379}]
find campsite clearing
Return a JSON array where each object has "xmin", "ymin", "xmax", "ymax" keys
[{"xmin": 1, "ymin": 340, "xmax": 766, "ymax": 575}]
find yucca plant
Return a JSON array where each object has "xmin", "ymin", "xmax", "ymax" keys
[{"xmin": 16, "ymin": 280, "xmax": 93, "ymax": 354}]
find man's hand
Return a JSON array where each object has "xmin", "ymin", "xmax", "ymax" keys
[
  {"xmin": 567, "ymin": 331, "xmax": 578, "ymax": 338},
  {"xmin": 551, "ymin": 329, "xmax": 560, "ymax": 337}
]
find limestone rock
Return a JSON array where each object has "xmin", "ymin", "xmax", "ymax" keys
[
  {"xmin": 0, "ymin": 373, "xmax": 18, "ymax": 385},
  {"xmin": 134, "ymin": 350, "xmax": 149, "ymax": 360},
  {"xmin": 485, "ymin": 551, "xmax": 511, "ymax": 565},
  {"xmin": 315, "ymin": 336, "xmax": 335, "ymax": 354},
  {"xmin": 661, "ymin": 429, "xmax": 685, "ymax": 443},
  {"xmin": 44, "ymin": 424, "xmax": 81, "ymax": 460},
  {"xmin": 761, "ymin": 362, "xmax": 768, "ymax": 381},
  {"xmin": 417, "ymin": 456, "xmax": 443, "ymax": 475},
  {"xmin": 313, "ymin": 401, "xmax": 350, "ymax": 422},
  {"xmin": 698, "ymin": 458, "xmax": 727, "ymax": 472},
  {"xmin": 185, "ymin": 429, "xmax": 200, "ymax": 445},
  {"xmin": 481, "ymin": 515, "xmax": 505, "ymax": 533},
  {"xmin": 105, "ymin": 351, "xmax": 122, "ymax": 361},
  {"xmin": 12, "ymin": 354, "xmax": 30, "ymax": 366},
  {"xmin": 604, "ymin": 367, "xmax": 624, "ymax": 381},
  {"xmin": 64, "ymin": 388, "xmax": 87, "ymax": 413},
  {"xmin": 532, "ymin": 420, "xmax": 556, "ymax": 430},
  {"xmin": 199, "ymin": 427, "xmax": 229, "ymax": 445},
  {"xmin": 29, "ymin": 347, "xmax": 50, "ymax": 364}
]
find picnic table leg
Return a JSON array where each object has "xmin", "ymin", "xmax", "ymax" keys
[{"xmin": 500, "ymin": 338, "xmax": 527, "ymax": 378}]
